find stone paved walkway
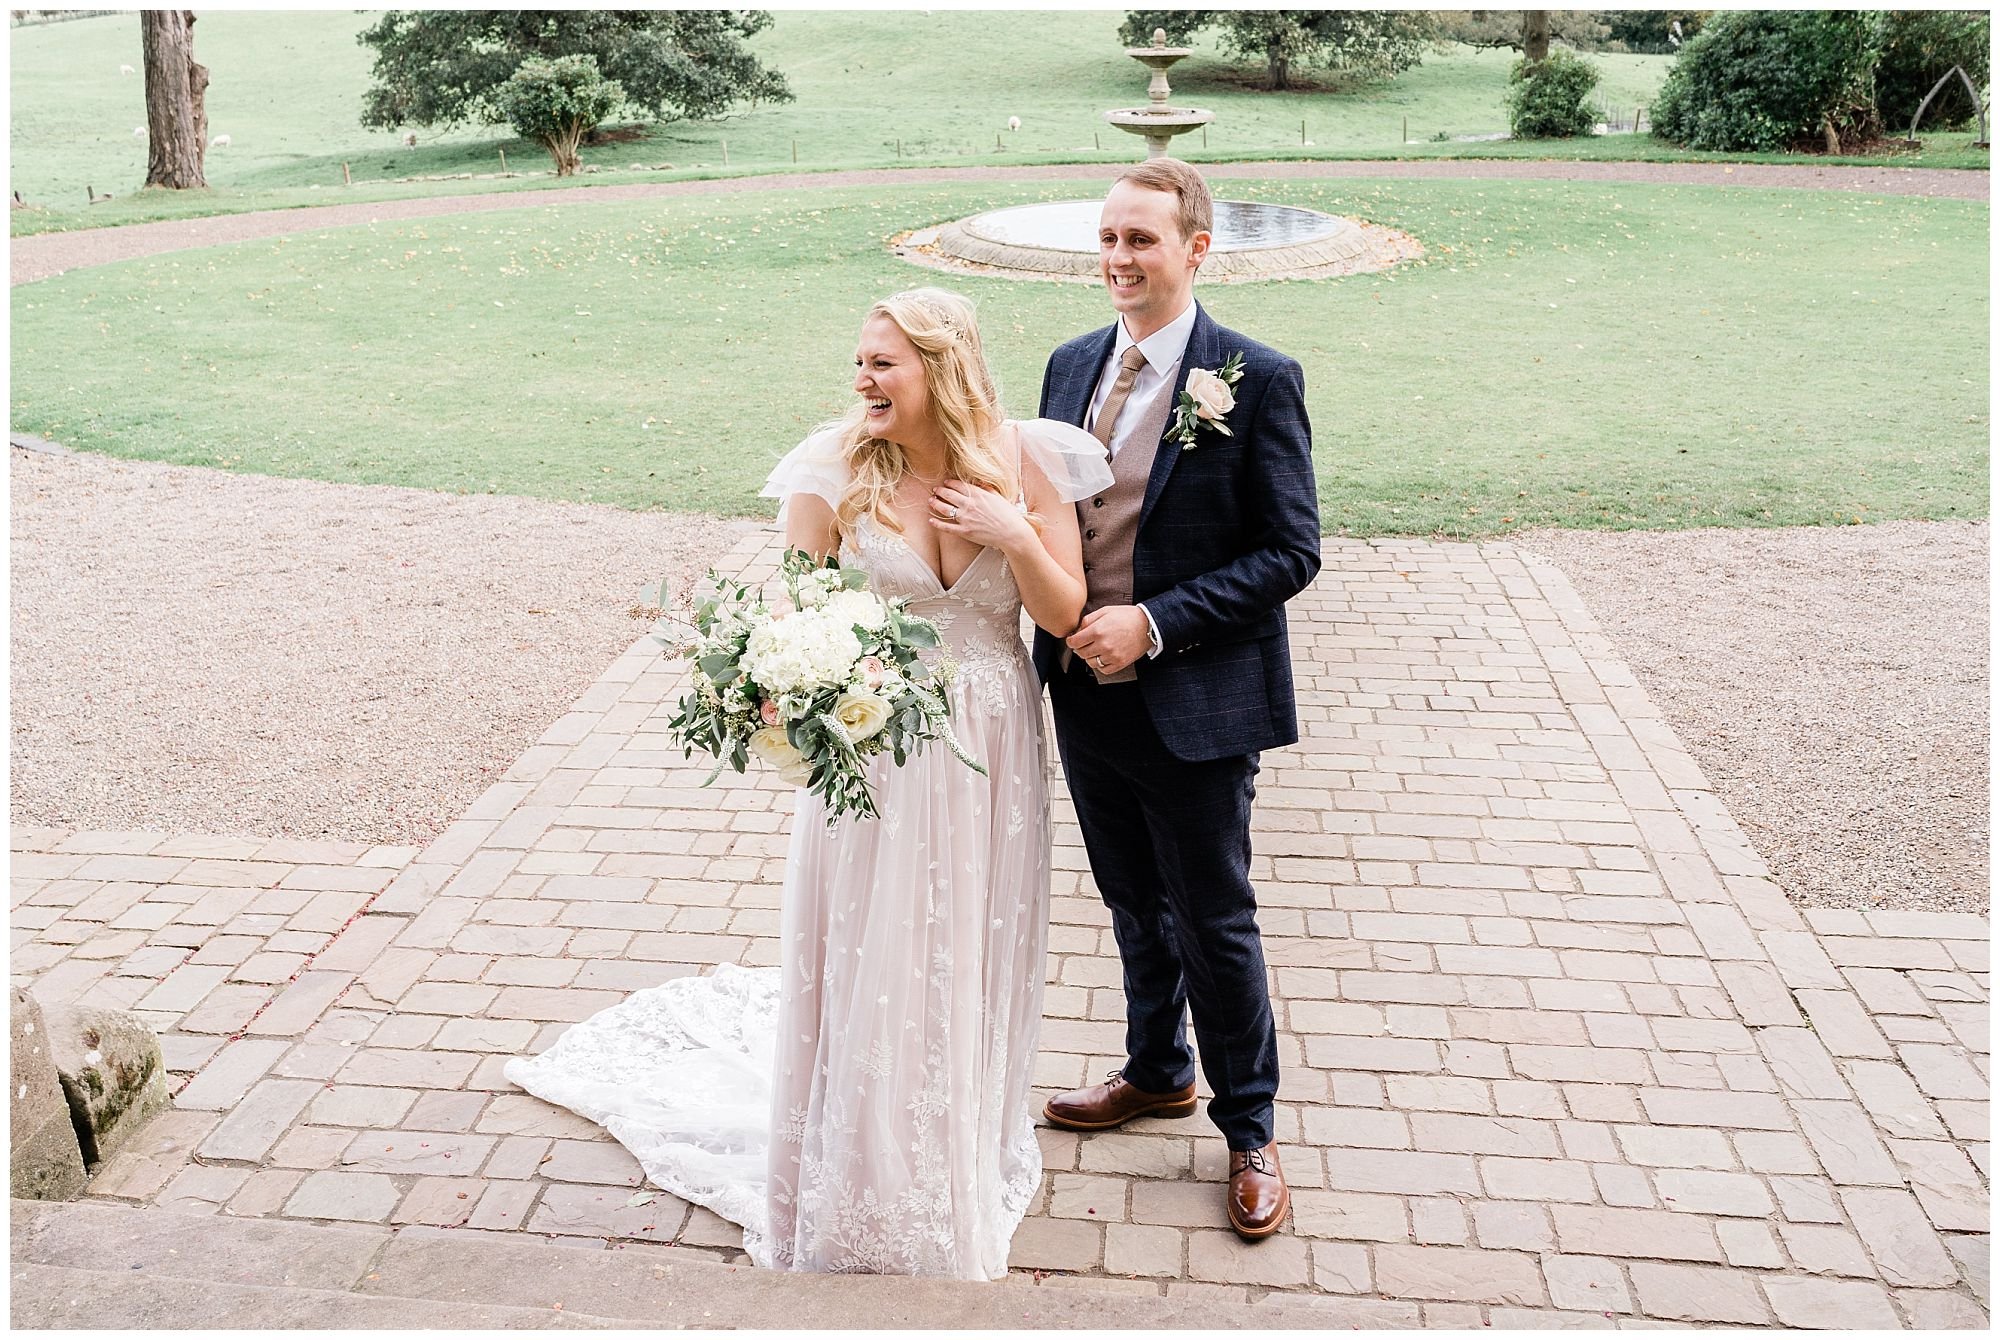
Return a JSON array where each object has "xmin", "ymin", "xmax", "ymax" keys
[{"xmin": 12, "ymin": 531, "xmax": 1989, "ymax": 1328}]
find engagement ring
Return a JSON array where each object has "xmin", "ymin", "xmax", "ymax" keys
[{"xmin": 944, "ymin": 505, "xmax": 959, "ymax": 520}]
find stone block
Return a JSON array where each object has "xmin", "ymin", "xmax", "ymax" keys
[
  {"xmin": 1374, "ymin": 1243, "xmax": 1546, "ymax": 1305},
  {"xmin": 10, "ymin": 989, "xmax": 86, "ymax": 1200},
  {"xmin": 41, "ymin": 1000, "xmax": 169, "ymax": 1166},
  {"xmin": 1762, "ymin": 1277, "xmax": 1900, "ymax": 1330},
  {"xmin": 1627, "ymin": 1261, "xmax": 1770, "ymax": 1324}
]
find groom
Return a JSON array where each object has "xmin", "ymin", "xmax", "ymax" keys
[{"xmin": 1032, "ymin": 158, "xmax": 1321, "ymax": 1239}]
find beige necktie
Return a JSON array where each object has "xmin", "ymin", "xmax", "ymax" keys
[{"xmin": 1091, "ymin": 344, "xmax": 1151, "ymax": 452}]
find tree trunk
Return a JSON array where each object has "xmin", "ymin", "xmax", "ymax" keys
[
  {"xmin": 544, "ymin": 125, "xmax": 583, "ymax": 176},
  {"xmin": 1267, "ymin": 41, "xmax": 1290, "ymax": 91},
  {"xmin": 141, "ymin": 10, "xmax": 207, "ymax": 189},
  {"xmin": 1523, "ymin": 11, "xmax": 1552, "ymax": 64}
]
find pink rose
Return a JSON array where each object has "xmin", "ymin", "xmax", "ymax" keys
[
  {"xmin": 759, "ymin": 699, "xmax": 780, "ymax": 725},
  {"xmin": 860, "ymin": 656, "xmax": 885, "ymax": 688}
]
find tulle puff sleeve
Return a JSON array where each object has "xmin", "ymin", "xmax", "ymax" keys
[
  {"xmin": 759, "ymin": 427, "xmax": 849, "ymax": 527},
  {"xmin": 1011, "ymin": 418, "xmax": 1114, "ymax": 503}
]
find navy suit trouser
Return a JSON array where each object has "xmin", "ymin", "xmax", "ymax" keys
[{"xmin": 1050, "ymin": 668, "xmax": 1279, "ymax": 1151}]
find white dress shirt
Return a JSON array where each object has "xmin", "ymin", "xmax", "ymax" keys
[
  {"xmin": 1084, "ymin": 299, "xmax": 1198, "ymax": 659},
  {"xmin": 1086, "ymin": 299, "xmax": 1199, "ymax": 459}
]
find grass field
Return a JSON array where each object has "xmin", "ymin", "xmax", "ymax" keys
[
  {"xmin": 11, "ymin": 177, "xmax": 1986, "ymax": 537},
  {"xmin": 12, "ymin": 10, "xmax": 1985, "ymax": 237}
]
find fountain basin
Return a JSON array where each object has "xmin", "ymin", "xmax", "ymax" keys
[
  {"xmin": 896, "ymin": 198, "xmax": 1423, "ymax": 284},
  {"xmin": 1103, "ymin": 108, "xmax": 1215, "ymax": 134}
]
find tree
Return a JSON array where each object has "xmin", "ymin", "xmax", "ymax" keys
[
  {"xmin": 1437, "ymin": 10, "xmax": 1613, "ymax": 59},
  {"xmin": 357, "ymin": 10, "xmax": 791, "ymax": 132},
  {"xmin": 497, "ymin": 55, "xmax": 623, "ymax": 176},
  {"xmin": 141, "ymin": 9, "xmax": 207, "ymax": 189},
  {"xmin": 1119, "ymin": 10, "xmax": 1438, "ymax": 90},
  {"xmin": 1523, "ymin": 10, "xmax": 1552, "ymax": 62}
]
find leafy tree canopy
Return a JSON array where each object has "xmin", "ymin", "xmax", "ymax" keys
[
  {"xmin": 1119, "ymin": 10, "xmax": 1438, "ymax": 90},
  {"xmin": 1437, "ymin": 10, "xmax": 1613, "ymax": 56},
  {"xmin": 358, "ymin": 9, "xmax": 791, "ymax": 130}
]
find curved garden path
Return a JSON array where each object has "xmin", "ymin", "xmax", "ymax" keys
[{"xmin": 11, "ymin": 158, "xmax": 1987, "ymax": 286}]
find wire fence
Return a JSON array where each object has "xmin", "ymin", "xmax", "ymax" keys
[{"xmin": 10, "ymin": 10, "xmax": 121, "ymax": 26}]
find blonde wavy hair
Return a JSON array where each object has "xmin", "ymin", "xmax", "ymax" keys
[{"xmin": 829, "ymin": 287, "xmax": 1018, "ymax": 543}]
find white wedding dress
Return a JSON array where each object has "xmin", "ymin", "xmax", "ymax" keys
[{"xmin": 506, "ymin": 419, "xmax": 1112, "ymax": 1280}]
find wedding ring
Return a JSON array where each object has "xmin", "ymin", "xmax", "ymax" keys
[
  {"xmin": 943, "ymin": 505, "xmax": 959, "ymax": 520},
  {"xmin": 1094, "ymin": 656, "xmax": 1106, "ymax": 669}
]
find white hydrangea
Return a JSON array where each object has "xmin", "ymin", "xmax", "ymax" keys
[{"xmin": 741, "ymin": 609, "xmax": 864, "ymax": 696}]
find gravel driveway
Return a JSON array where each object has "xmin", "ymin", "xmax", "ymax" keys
[
  {"xmin": 14, "ymin": 447, "xmax": 1984, "ymax": 912},
  {"xmin": 1518, "ymin": 521, "xmax": 1988, "ymax": 914},
  {"xmin": 10, "ymin": 447, "xmax": 759, "ymax": 844}
]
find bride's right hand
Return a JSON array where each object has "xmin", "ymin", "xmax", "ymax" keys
[{"xmin": 929, "ymin": 480, "xmax": 1033, "ymax": 553}]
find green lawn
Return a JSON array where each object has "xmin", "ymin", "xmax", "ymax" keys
[
  {"xmin": 11, "ymin": 178, "xmax": 1986, "ymax": 537},
  {"xmin": 12, "ymin": 10, "xmax": 1985, "ymax": 237}
]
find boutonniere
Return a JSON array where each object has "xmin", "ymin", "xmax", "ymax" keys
[{"xmin": 1168, "ymin": 351, "xmax": 1245, "ymax": 451}]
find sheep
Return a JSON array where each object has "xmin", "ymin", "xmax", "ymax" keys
[
  {"xmin": 132, "ymin": 126, "xmax": 145, "ymax": 137},
  {"xmin": 209, "ymin": 133, "xmax": 230, "ymax": 148},
  {"xmin": 1008, "ymin": 116, "xmax": 1021, "ymax": 133},
  {"xmin": 402, "ymin": 132, "xmax": 417, "ymax": 148},
  {"xmin": 119, "ymin": 63, "xmax": 134, "ymax": 75}
]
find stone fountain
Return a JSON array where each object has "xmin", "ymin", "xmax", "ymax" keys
[
  {"xmin": 891, "ymin": 32, "xmax": 1423, "ymax": 284},
  {"xmin": 1103, "ymin": 28, "xmax": 1214, "ymax": 159}
]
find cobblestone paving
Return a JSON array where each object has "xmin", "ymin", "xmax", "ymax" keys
[{"xmin": 13, "ymin": 531, "xmax": 1989, "ymax": 1327}]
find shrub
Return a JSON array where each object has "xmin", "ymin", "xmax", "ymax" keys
[
  {"xmin": 495, "ymin": 55, "xmax": 623, "ymax": 177},
  {"xmin": 1506, "ymin": 49, "xmax": 1603, "ymax": 139},
  {"xmin": 1874, "ymin": 9, "xmax": 1991, "ymax": 134},
  {"xmin": 1652, "ymin": 10, "xmax": 1884, "ymax": 152}
]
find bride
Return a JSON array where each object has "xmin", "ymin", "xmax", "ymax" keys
[{"xmin": 507, "ymin": 288, "xmax": 1113, "ymax": 1279}]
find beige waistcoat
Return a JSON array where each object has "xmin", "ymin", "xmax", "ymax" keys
[{"xmin": 1069, "ymin": 371, "xmax": 1178, "ymax": 684}]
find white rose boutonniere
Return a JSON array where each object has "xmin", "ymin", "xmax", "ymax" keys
[{"xmin": 1168, "ymin": 351, "xmax": 1246, "ymax": 450}]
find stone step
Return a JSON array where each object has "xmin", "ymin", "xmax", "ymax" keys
[
  {"xmin": 11, "ymin": 1263, "xmax": 627, "ymax": 1330},
  {"xmin": 11, "ymin": 1200, "xmax": 1393, "ymax": 1329}
]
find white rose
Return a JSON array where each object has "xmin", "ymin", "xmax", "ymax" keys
[
  {"xmin": 832, "ymin": 690, "xmax": 893, "ymax": 743},
  {"xmin": 821, "ymin": 588, "xmax": 888, "ymax": 633},
  {"xmin": 748, "ymin": 725, "xmax": 813, "ymax": 786},
  {"xmin": 1186, "ymin": 367, "xmax": 1235, "ymax": 421}
]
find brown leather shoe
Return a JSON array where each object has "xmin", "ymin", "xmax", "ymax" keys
[
  {"xmin": 1227, "ymin": 1144, "xmax": 1290, "ymax": 1240},
  {"xmin": 1042, "ymin": 1069, "xmax": 1198, "ymax": 1131}
]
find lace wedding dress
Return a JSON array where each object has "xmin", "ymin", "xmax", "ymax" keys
[{"xmin": 506, "ymin": 420, "xmax": 1112, "ymax": 1280}]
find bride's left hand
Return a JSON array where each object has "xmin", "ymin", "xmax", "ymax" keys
[{"xmin": 929, "ymin": 481, "xmax": 1033, "ymax": 553}]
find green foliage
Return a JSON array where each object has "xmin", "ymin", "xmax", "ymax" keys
[
  {"xmin": 1602, "ymin": 11, "xmax": 1709, "ymax": 56},
  {"xmin": 1652, "ymin": 10, "xmax": 1884, "ymax": 152},
  {"xmin": 357, "ymin": 9, "xmax": 791, "ymax": 131},
  {"xmin": 495, "ymin": 55, "xmax": 622, "ymax": 177},
  {"xmin": 1507, "ymin": 48, "xmax": 1602, "ymax": 138},
  {"xmin": 1119, "ymin": 10, "xmax": 1438, "ymax": 89},
  {"xmin": 1875, "ymin": 10, "xmax": 1991, "ymax": 134}
]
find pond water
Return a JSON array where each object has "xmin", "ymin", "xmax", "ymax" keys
[{"xmin": 963, "ymin": 199, "xmax": 1346, "ymax": 252}]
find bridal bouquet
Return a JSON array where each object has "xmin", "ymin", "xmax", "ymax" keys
[{"xmin": 651, "ymin": 549, "xmax": 985, "ymax": 823}]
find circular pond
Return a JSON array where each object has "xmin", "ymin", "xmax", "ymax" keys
[{"xmin": 896, "ymin": 197, "xmax": 1421, "ymax": 283}]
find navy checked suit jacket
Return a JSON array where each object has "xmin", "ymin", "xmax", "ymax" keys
[{"xmin": 1032, "ymin": 304, "xmax": 1322, "ymax": 762}]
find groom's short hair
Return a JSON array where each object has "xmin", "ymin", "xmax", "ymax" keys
[{"xmin": 1116, "ymin": 158, "xmax": 1213, "ymax": 243}]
